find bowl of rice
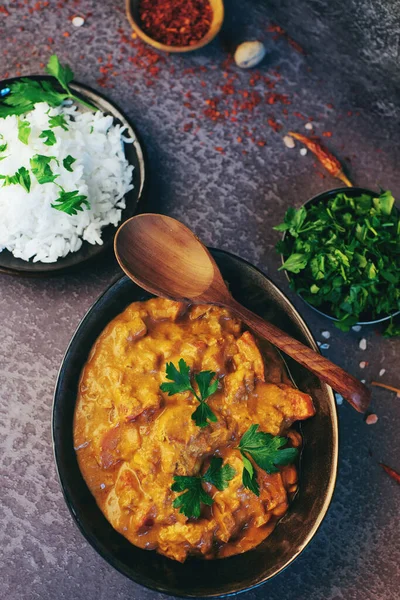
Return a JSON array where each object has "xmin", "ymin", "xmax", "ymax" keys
[{"xmin": 0, "ymin": 77, "xmax": 145, "ymax": 276}]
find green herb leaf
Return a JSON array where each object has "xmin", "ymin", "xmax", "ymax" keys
[
  {"xmin": 48, "ymin": 113, "xmax": 69, "ymax": 131},
  {"xmin": 17, "ymin": 118, "xmax": 31, "ymax": 144},
  {"xmin": 241, "ymin": 453, "xmax": 259, "ymax": 496},
  {"xmin": 30, "ymin": 154, "xmax": 59, "ymax": 184},
  {"xmin": 279, "ymin": 253, "xmax": 308, "ymax": 274},
  {"xmin": 46, "ymin": 54, "xmax": 74, "ymax": 92},
  {"xmin": 160, "ymin": 359, "xmax": 218, "ymax": 428},
  {"xmin": 383, "ymin": 317, "xmax": 400, "ymax": 338},
  {"xmin": 51, "ymin": 188, "xmax": 90, "ymax": 215},
  {"xmin": 202, "ymin": 457, "xmax": 236, "ymax": 491},
  {"xmin": 0, "ymin": 166, "xmax": 31, "ymax": 192},
  {"xmin": 238, "ymin": 425, "xmax": 298, "ymax": 495},
  {"xmin": 0, "ymin": 143, "xmax": 7, "ymax": 153},
  {"xmin": 62, "ymin": 155, "xmax": 76, "ymax": 172},
  {"xmin": 172, "ymin": 457, "xmax": 235, "ymax": 518},
  {"xmin": 39, "ymin": 129, "xmax": 57, "ymax": 146}
]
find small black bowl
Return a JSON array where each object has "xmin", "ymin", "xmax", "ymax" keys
[
  {"xmin": 279, "ymin": 187, "xmax": 400, "ymax": 326},
  {"xmin": 0, "ymin": 76, "xmax": 146, "ymax": 277},
  {"xmin": 52, "ymin": 249, "xmax": 338, "ymax": 597}
]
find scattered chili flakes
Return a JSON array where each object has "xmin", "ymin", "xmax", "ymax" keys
[
  {"xmin": 267, "ymin": 117, "xmax": 282, "ymax": 132},
  {"xmin": 379, "ymin": 463, "xmax": 400, "ymax": 484},
  {"xmin": 183, "ymin": 122, "xmax": 193, "ymax": 132},
  {"xmin": 267, "ymin": 23, "xmax": 306, "ymax": 55},
  {"xmin": 62, "ymin": 31, "xmax": 70, "ymax": 37},
  {"xmin": 236, "ymin": 136, "xmax": 243, "ymax": 143},
  {"xmin": 215, "ymin": 146, "xmax": 225, "ymax": 153},
  {"xmin": 0, "ymin": 6, "xmax": 10, "ymax": 15},
  {"xmin": 322, "ymin": 131, "xmax": 333, "ymax": 137}
]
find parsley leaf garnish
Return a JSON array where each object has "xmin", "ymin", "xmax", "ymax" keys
[
  {"xmin": 48, "ymin": 114, "xmax": 69, "ymax": 131},
  {"xmin": 160, "ymin": 359, "xmax": 218, "ymax": 427},
  {"xmin": 30, "ymin": 154, "xmax": 59, "ymax": 184},
  {"xmin": 172, "ymin": 457, "xmax": 236, "ymax": 518},
  {"xmin": 17, "ymin": 118, "xmax": 31, "ymax": 144},
  {"xmin": 0, "ymin": 142, "xmax": 8, "ymax": 153},
  {"xmin": 275, "ymin": 190, "xmax": 400, "ymax": 330},
  {"xmin": 51, "ymin": 189, "xmax": 90, "ymax": 215},
  {"xmin": 238, "ymin": 425, "xmax": 298, "ymax": 496},
  {"xmin": 39, "ymin": 130, "xmax": 57, "ymax": 146},
  {"xmin": 63, "ymin": 155, "xmax": 76, "ymax": 172},
  {"xmin": 0, "ymin": 166, "xmax": 31, "ymax": 192},
  {"xmin": 0, "ymin": 55, "xmax": 96, "ymax": 118}
]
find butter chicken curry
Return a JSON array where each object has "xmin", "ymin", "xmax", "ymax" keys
[{"xmin": 74, "ymin": 298, "xmax": 315, "ymax": 562}]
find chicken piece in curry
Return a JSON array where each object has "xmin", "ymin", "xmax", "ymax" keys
[{"xmin": 74, "ymin": 298, "xmax": 315, "ymax": 562}]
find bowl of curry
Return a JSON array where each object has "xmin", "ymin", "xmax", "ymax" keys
[{"xmin": 53, "ymin": 249, "xmax": 338, "ymax": 597}]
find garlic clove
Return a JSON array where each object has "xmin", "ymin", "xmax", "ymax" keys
[{"xmin": 234, "ymin": 41, "xmax": 266, "ymax": 69}]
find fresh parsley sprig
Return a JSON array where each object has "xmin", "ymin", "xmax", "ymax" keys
[
  {"xmin": 17, "ymin": 118, "xmax": 31, "ymax": 145},
  {"xmin": 0, "ymin": 54, "xmax": 96, "ymax": 118},
  {"xmin": 172, "ymin": 457, "xmax": 236, "ymax": 518},
  {"xmin": 39, "ymin": 129, "xmax": 57, "ymax": 146},
  {"xmin": 48, "ymin": 113, "xmax": 69, "ymax": 131},
  {"xmin": 51, "ymin": 188, "xmax": 90, "ymax": 215},
  {"xmin": 160, "ymin": 359, "xmax": 218, "ymax": 428},
  {"xmin": 238, "ymin": 425, "xmax": 298, "ymax": 496}
]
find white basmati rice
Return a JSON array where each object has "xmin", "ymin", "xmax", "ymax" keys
[{"xmin": 0, "ymin": 102, "xmax": 134, "ymax": 262}]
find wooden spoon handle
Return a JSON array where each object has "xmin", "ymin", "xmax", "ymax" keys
[{"xmin": 228, "ymin": 299, "xmax": 370, "ymax": 413}]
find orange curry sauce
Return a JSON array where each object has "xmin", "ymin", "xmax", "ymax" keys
[{"xmin": 74, "ymin": 298, "xmax": 315, "ymax": 562}]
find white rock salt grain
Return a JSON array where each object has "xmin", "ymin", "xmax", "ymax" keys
[
  {"xmin": 320, "ymin": 343, "xmax": 330, "ymax": 350},
  {"xmin": 359, "ymin": 361, "xmax": 366, "ymax": 369},
  {"xmin": 100, "ymin": 483, "xmax": 106, "ymax": 489},
  {"xmin": 300, "ymin": 148, "xmax": 307, "ymax": 156},
  {"xmin": 283, "ymin": 135, "xmax": 295, "ymax": 149},
  {"xmin": 72, "ymin": 16, "xmax": 85, "ymax": 27},
  {"xmin": 321, "ymin": 331, "xmax": 331, "ymax": 339},
  {"xmin": 305, "ymin": 122, "xmax": 313, "ymax": 130},
  {"xmin": 361, "ymin": 379, "xmax": 366, "ymax": 384},
  {"xmin": 359, "ymin": 338, "xmax": 367, "ymax": 351},
  {"xmin": 379, "ymin": 369, "xmax": 386, "ymax": 377},
  {"xmin": 352, "ymin": 325, "xmax": 362, "ymax": 332}
]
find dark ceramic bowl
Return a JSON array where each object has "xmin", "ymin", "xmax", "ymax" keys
[
  {"xmin": 0, "ymin": 76, "xmax": 145, "ymax": 277},
  {"xmin": 52, "ymin": 249, "xmax": 338, "ymax": 597},
  {"xmin": 280, "ymin": 187, "xmax": 400, "ymax": 326}
]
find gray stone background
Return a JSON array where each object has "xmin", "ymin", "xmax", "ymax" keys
[{"xmin": 1, "ymin": 0, "xmax": 399, "ymax": 599}]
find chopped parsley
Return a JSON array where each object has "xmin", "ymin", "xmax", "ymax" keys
[
  {"xmin": 48, "ymin": 113, "xmax": 69, "ymax": 131},
  {"xmin": 275, "ymin": 190, "xmax": 400, "ymax": 330},
  {"xmin": 30, "ymin": 155, "xmax": 59, "ymax": 185},
  {"xmin": 17, "ymin": 118, "xmax": 31, "ymax": 144},
  {"xmin": 39, "ymin": 129, "xmax": 57, "ymax": 146},
  {"xmin": 172, "ymin": 457, "xmax": 236, "ymax": 518},
  {"xmin": 51, "ymin": 188, "xmax": 90, "ymax": 215},
  {"xmin": 62, "ymin": 155, "xmax": 76, "ymax": 172},
  {"xmin": 160, "ymin": 358, "xmax": 218, "ymax": 428},
  {"xmin": 0, "ymin": 166, "xmax": 31, "ymax": 192}
]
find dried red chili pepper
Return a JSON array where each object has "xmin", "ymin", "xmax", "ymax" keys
[
  {"xmin": 288, "ymin": 131, "xmax": 352, "ymax": 187},
  {"xmin": 138, "ymin": 0, "xmax": 212, "ymax": 47},
  {"xmin": 380, "ymin": 463, "xmax": 400, "ymax": 485}
]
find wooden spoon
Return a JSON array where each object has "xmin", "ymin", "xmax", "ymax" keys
[{"xmin": 114, "ymin": 214, "xmax": 371, "ymax": 413}]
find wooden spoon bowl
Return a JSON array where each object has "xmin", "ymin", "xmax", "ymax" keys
[
  {"xmin": 115, "ymin": 214, "xmax": 371, "ymax": 413},
  {"xmin": 126, "ymin": 0, "xmax": 224, "ymax": 53}
]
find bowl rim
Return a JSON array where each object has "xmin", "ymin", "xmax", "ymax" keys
[
  {"xmin": 52, "ymin": 248, "xmax": 338, "ymax": 597},
  {"xmin": 279, "ymin": 186, "xmax": 400, "ymax": 326},
  {"xmin": 0, "ymin": 75, "xmax": 146, "ymax": 277},
  {"xmin": 125, "ymin": 0, "xmax": 225, "ymax": 53}
]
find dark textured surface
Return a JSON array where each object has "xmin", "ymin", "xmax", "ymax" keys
[{"xmin": 1, "ymin": 1, "xmax": 399, "ymax": 599}]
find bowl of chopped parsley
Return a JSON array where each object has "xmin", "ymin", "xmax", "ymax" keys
[{"xmin": 275, "ymin": 188, "xmax": 400, "ymax": 331}]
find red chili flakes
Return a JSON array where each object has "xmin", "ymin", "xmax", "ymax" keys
[
  {"xmin": 326, "ymin": 103, "xmax": 334, "ymax": 109},
  {"xmin": 267, "ymin": 117, "xmax": 282, "ymax": 132},
  {"xmin": 48, "ymin": 37, "xmax": 54, "ymax": 44},
  {"xmin": 257, "ymin": 140, "xmax": 266, "ymax": 147},
  {"xmin": 138, "ymin": 0, "xmax": 212, "ymax": 47},
  {"xmin": 183, "ymin": 122, "xmax": 193, "ymax": 132},
  {"xmin": 0, "ymin": 6, "xmax": 10, "ymax": 15},
  {"xmin": 293, "ymin": 111, "xmax": 306, "ymax": 120},
  {"xmin": 215, "ymin": 146, "xmax": 225, "ymax": 153},
  {"xmin": 62, "ymin": 31, "xmax": 70, "ymax": 37},
  {"xmin": 267, "ymin": 23, "xmax": 306, "ymax": 54},
  {"xmin": 322, "ymin": 131, "xmax": 333, "ymax": 137},
  {"xmin": 347, "ymin": 110, "xmax": 353, "ymax": 117},
  {"xmin": 265, "ymin": 92, "xmax": 291, "ymax": 105}
]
